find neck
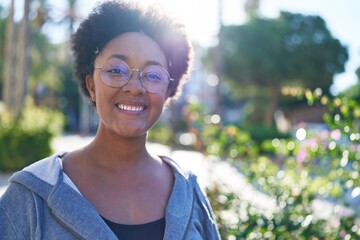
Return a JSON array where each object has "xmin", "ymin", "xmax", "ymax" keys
[{"xmin": 85, "ymin": 127, "xmax": 151, "ymax": 170}]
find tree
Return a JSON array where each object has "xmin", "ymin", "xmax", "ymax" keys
[
  {"xmin": 1, "ymin": 0, "xmax": 73, "ymax": 119},
  {"xmin": 244, "ymin": 0, "xmax": 260, "ymax": 20},
  {"xmin": 63, "ymin": 0, "xmax": 78, "ymax": 33},
  {"xmin": 2, "ymin": 0, "xmax": 15, "ymax": 113},
  {"xmin": 14, "ymin": 0, "xmax": 31, "ymax": 119},
  {"xmin": 0, "ymin": 4, "xmax": 8, "ymax": 98},
  {"xmin": 340, "ymin": 67, "xmax": 360, "ymax": 100},
  {"xmin": 2, "ymin": 0, "xmax": 31, "ymax": 120},
  {"xmin": 218, "ymin": 12, "xmax": 348, "ymax": 125},
  {"xmin": 58, "ymin": 0, "xmax": 84, "ymax": 132}
]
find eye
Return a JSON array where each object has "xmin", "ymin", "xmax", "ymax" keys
[
  {"xmin": 144, "ymin": 72, "xmax": 162, "ymax": 81},
  {"xmin": 107, "ymin": 67, "xmax": 127, "ymax": 75},
  {"xmin": 143, "ymin": 66, "xmax": 167, "ymax": 82}
]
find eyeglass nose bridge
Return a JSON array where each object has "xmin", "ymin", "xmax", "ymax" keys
[
  {"xmin": 125, "ymin": 68, "xmax": 146, "ymax": 89},
  {"xmin": 129, "ymin": 68, "xmax": 142, "ymax": 80}
]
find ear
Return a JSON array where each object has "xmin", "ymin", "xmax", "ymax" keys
[
  {"xmin": 86, "ymin": 75, "xmax": 96, "ymax": 101},
  {"xmin": 163, "ymin": 89, "xmax": 174, "ymax": 109},
  {"xmin": 165, "ymin": 84, "xmax": 174, "ymax": 99}
]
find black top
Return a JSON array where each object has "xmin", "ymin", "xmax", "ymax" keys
[{"xmin": 101, "ymin": 216, "xmax": 166, "ymax": 240}]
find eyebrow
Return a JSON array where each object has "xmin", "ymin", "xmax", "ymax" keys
[{"xmin": 107, "ymin": 54, "xmax": 165, "ymax": 68}]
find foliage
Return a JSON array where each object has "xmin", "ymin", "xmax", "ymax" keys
[
  {"xmin": 221, "ymin": 12, "xmax": 348, "ymax": 91},
  {"xmin": 208, "ymin": 179, "xmax": 359, "ymax": 239},
  {"xmin": 56, "ymin": 44, "xmax": 81, "ymax": 132},
  {"xmin": 0, "ymin": 98, "xmax": 64, "ymax": 172},
  {"xmin": 338, "ymin": 82, "xmax": 360, "ymax": 101},
  {"xmin": 243, "ymin": 124, "xmax": 290, "ymax": 145},
  {"xmin": 148, "ymin": 119, "xmax": 174, "ymax": 146},
  {"xmin": 213, "ymin": 12, "xmax": 348, "ymax": 125},
  {"xmin": 183, "ymin": 89, "xmax": 359, "ymax": 239},
  {"xmin": 0, "ymin": 1, "xmax": 77, "ymax": 125},
  {"xmin": 0, "ymin": 5, "xmax": 5, "ymax": 98},
  {"xmin": 29, "ymin": 26, "xmax": 62, "ymax": 91}
]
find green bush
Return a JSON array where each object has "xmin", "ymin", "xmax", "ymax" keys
[
  {"xmin": 0, "ymin": 126, "xmax": 53, "ymax": 171},
  {"xmin": 186, "ymin": 90, "xmax": 359, "ymax": 239},
  {"xmin": 0, "ymin": 99, "xmax": 64, "ymax": 172},
  {"xmin": 243, "ymin": 124, "xmax": 290, "ymax": 145},
  {"xmin": 148, "ymin": 120, "xmax": 174, "ymax": 146}
]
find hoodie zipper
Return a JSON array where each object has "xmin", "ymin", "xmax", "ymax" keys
[{"xmin": 49, "ymin": 207, "xmax": 87, "ymax": 240}]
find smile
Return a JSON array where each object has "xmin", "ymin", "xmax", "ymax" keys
[{"xmin": 116, "ymin": 104, "xmax": 145, "ymax": 112}]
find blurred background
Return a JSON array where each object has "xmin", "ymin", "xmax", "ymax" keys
[{"xmin": 0, "ymin": 0, "xmax": 359, "ymax": 239}]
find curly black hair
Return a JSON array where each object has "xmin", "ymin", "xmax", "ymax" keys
[{"xmin": 71, "ymin": 0, "xmax": 193, "ymax": 103}]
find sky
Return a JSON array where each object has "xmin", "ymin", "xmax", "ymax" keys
[{"xmin": 4, "ymin": 0, "xmax": 360, "ymax": 94}]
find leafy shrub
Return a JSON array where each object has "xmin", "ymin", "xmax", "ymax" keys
[
  {"xmin": 0, "ymin": 99, "xmax": 64, "ymax": 172},
  {"xmin": 189, "ymin": 89, "xmax": 359, "ymax": 239},
  {"xmin": 243, "ymin": 124, "xmax": 290, "ymax": 145},
  {"xmin": 0, "ymin": 125, "xmax": 53, "ymax": 171},
  {"xmin": 207, "ymin": 178, "xmax": 359, "ymax": 239},
  {"xmin": 148, "ymin": 120, "xmax": 174, "ymax": 146}
]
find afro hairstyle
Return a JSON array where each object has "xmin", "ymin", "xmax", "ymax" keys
[{"xmin": 71, "ymin": 0, "xmax": 193, "ymax": 103}]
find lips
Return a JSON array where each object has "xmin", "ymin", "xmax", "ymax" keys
[{"xmin": 115, "ymin": 103, "xmax": 146, "ymax": 112}]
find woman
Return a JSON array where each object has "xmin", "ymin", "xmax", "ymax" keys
[{"xmin": 0, "ymin": 1, "xmax": 220, "ymax": 239}]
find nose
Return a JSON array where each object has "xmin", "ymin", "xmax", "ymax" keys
[{"xmin": 121, "ymin": 69, "xmax": 146, "ymax": 94}]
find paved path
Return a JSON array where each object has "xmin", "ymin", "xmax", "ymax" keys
[{"xmin": 0, "ymin": 173, "xmax": 12, "ymax": 197}]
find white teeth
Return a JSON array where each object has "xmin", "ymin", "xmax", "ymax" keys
[{"xmin": 117, "ymin": 104, "xmax": 144, "ymax": 112}]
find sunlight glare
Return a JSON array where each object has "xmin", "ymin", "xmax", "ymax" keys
[
  {"xmin": 295, "ymin": 128, "xmax": 306, "ymax": 141},
  {"xmin": 139, "ymin": 0, "xmax": 220, "ymax": 46},
  {"xmin": 351, "ymin": 187, "xmax": 360, "ymax": 199}
]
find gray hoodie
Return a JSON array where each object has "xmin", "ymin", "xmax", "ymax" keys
[{"xmin": 0, "ymin": 153, "xmax": 220, "ymax": 239}]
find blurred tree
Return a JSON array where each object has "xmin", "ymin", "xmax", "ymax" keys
[
  {"xmin": 218, "ymin": 12, "xmax": 348, "ymax": 126},
  {"xmin": 29, "ymin": 0, "xmax": 81, "ymax": 132},
  {"xmin": 27, "ymin": 0, "xmax": 59, "ymax": 105},
  {"xmin": 62, "ymin": 0, "xmax": 78, "ymax": 33},
  {"xmin": 32, "ymin": 0, "xmax": 50, "ymax": 28},
  {"xmin": 339, "ymin": 67, "xmax": 360, "ymax": 100},
  {"xmin": 59, "ymin": 0, "xmax": 83, "ymax": 132},
  {"xmin": 2, "ymin": 0, "xmax": 15, "ymax": 113},
  {"xmin": 2, "ymin": 0, "xmax": 31, "ymax": 120},
  {"xmin": 0, "ymin": 4, "xmax": 8, "ymax": 99},
  {"xmin": 29, "ymin": 0, "xmax": 82, "ymax": 132},
  {"xmin": 0, "ymin": 0, "xmax": 87, "ymax": 136},
  {"xmin": 244, "ymin": 0, "xmax": 260, "ymax": 19},
  {"xmin": 13, "ymin": 0, "xmax": 31, "ymax": 119}
]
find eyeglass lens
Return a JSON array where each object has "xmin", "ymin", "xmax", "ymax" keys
[{"xmin": 99, "ymin": 58, "xmax": 170, "ymax": 93}]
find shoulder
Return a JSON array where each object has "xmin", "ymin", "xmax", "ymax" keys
[
  {"xmin": 20, "ymin": 152, "xmax": 65, "ymax": 185},
  {"xmin": 161, "ymin": 155, "xmax": 214, "ymax": 215},
  {"xmin": 160, "ymin": 156, "xmax": 190, "ymax": 178},
  {"xmin": 1, "ymin": 152, "xmax": 65, "ymax": 206},
  {"xmin": 160, "ymin": 155, "xmax": 206, "ymax": 192},
  {"xmin": 1, "ymin": 152, "xmax": 64, "ymax": 206},
  {"xmin": 0, "ymin": 180, "xmax": 40, "ymax": 239},
  {"xmin": 0, "ymin": 153, "xmax": 66, "ymax": 239},
  {"xmin": 161, "ymin": 156, "xmax": 220, "ymax": 239},
  {"xmin": 0, "ymin": 179, "xmax": 37, "ymax": 213}
]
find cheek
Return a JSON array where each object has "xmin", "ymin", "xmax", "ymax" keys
[
  {"xmin": 94, "ymin": 84, "xmax": 117, "ymax": 112},
  {"xmin": 148, "ymin": 94, "xmax": 168, "ymax": 122},
  {"xmin": 151, "ymin": 93, "xmax": 168, "ymax": 110},
  {"xmin": 94, "ymin": 76, "xmax": 118, "ymax": 98}
]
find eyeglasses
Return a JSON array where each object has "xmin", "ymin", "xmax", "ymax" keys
[{"xmin": 95, "ymin": 58, "xmax": 173, "ymax": 93}]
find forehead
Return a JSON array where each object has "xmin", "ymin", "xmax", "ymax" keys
[{"xmin": 98, "ymin": 32, "xmax": 168, "ymax": 68}]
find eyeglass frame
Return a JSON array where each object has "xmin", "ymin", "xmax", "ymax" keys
[{"xmin": 94, "ymin": 58, "xmax": 174, "ymax": 93}]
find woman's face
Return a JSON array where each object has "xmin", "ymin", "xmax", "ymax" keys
[{"xmin": 87, "ymin": 32, "xmax": 169, "ymax": 138}]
